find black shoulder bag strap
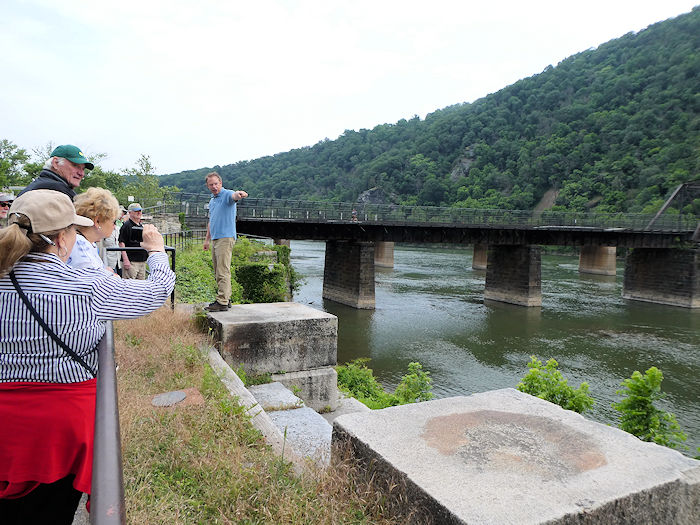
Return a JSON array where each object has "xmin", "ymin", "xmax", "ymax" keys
[{"xmin": 9, "ymin": 271, "xmax": 97, "ymax": 378}]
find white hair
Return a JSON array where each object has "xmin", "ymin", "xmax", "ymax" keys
[{"xmin": 44, "ymin": 157, "xmax": 67, "ymax": 170}]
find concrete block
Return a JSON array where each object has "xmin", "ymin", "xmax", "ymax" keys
[
  {"xmin": 322, "ymin": 393, "xmax": 370, "ymax": 425},
  {"xmin": 269, "ymin": 406, "xmax": 333, "ymax": 465},
  {"xmin": 272, "ymin": 367, "xmax": 339, "ymax": 412},
  {"xmin": 248, "ymin": 382, "xmax": 304, "ymax": 411},
  {"xmin": 333, "ymin": 388, "xmax": 700, "ymax": 524},
  {"xmin": 208, "ymin": 302, "xmax": 337, "ymax": 375}
]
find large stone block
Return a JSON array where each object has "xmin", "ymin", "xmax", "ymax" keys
[
  {"xmin": 333, "ymin": 389, "xmax": 700, "ymax": 524},
  {"xmin": 272, "ymin": 367, "xmax": 339, "ymax": 411},
  {"xmin": 208, "ymin": 302, "xmax": 337, "ymax": 375}
]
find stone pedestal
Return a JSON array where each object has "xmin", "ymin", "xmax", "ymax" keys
[
  {"xmin": 323, "ymin": 240, "xmax": 375, "ymax": 309},
  {"xmin": 374, "ymin": 241, "xmax": 395, "ymax": 268},
  {"xmin": 484, "ymin": 245, "xmax": 542, "ymax": 307},
  {"xmin": 333, "ymin": 389, "xmax": 700, "ymax": 524},
  {"xmin": 579, "ymin": 245, "xmax": 617, "ymax": 276},
  {"xmin": 472, "ymin": 244, "xmax": 488, "ymax": 270},
  {"xmin": 207, "ymin": 302, "xmax": 338, "ymax": 375},
  {"xmin": 623, "ymin": 248, "xmax": 699, "ymax": 308},
  {"xmin": 273, "ymin": 239, "xmax": 291, "ymax": 247},
  {"xmin": 272, "ymin": 368, "xmax": 339, "ymax": 411}
]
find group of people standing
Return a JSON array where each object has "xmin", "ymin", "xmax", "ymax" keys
[
  {"xmin": 0, "ymin": 145, "xmax": 177, "ymax": 523},
  {"xmin": 0, "ymin": 145, "xmax": 248, "ymax": 523}
]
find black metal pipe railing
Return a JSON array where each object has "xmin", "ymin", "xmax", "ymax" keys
[{"xmin": 91, "ymin": 321, "xmax": 125, "ymax": 525}]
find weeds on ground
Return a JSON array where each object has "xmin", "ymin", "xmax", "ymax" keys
[{"xmin": 116, "ymin": 307, "xmax": 401, "ymax": 524}]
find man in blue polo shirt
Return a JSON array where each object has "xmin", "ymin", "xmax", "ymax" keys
[{"xmin": 203, "ymin": 172, "xmax": 248, "ymax": 311}]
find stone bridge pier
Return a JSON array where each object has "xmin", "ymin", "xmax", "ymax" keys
[
  {"xmin": 484, "ymin": 245, "xmax": 542, "ymax": 307},
  {"xmin": 623, "ymin": 247, "xmax": 699, "ymax": 308},
  {"xmin": 317, "ymin": 242, "xmax": 698, "ymax": 310},
  {"xmin": 322, "ymin": 240, "xmax": 376, "ymax": 309}
]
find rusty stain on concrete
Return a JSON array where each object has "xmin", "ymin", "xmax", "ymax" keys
[{"xmin": 422, "ymin": 410, "xmax": 606, "ymax": 479}]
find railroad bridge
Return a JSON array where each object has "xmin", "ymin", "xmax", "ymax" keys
[
  {"xmin": 173, "ymin": 195, "xmax": 699, "ymax": 309},
  {"xmin": 230, "ymin": 198, "xmax": 699, "ymax": 309}
]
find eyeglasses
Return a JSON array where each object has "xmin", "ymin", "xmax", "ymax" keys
[{"xmin": 0, "ymin": 202, "xmax": 10, "ymax": 208}]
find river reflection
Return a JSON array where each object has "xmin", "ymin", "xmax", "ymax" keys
[{"xmin": 289, "ymin": 240, "xmax": 700, "ymax": 453}]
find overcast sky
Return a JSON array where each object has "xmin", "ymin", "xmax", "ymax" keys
[{"xmin": 1, "ymin": 1, "xmax": 697, "ymax": 175}]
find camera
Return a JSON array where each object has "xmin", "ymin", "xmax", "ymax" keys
[{"xmin": 130, "ymin": 225, "xmax": 144, "ymax": 243}]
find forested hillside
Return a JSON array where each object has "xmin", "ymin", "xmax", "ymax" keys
[{"xmin": 161, "ymin": 8, "xmax": 699, "ymax": 215}]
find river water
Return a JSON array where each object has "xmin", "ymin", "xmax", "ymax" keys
[{"xmin": 289, "ymin": 240, "xmax": 700, "ymax": 453}]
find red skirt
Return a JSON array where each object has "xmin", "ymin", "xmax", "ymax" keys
[{"xmin": 0, "ymin": 379, "xmax": 96, "ymax": 499}]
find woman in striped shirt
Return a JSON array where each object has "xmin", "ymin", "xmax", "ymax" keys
[{"xmin": 0, "ymin": 189, "xmax": 175, "ymax": 524}]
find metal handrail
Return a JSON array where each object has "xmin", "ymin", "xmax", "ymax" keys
[{"xmin": 91, "ymin": 321, "xmax": 126, "ymax": 524}]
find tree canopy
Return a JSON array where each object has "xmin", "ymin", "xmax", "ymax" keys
[
  {"xmin": 160, "ymin": 8, "xmax": 699, "ymax": 215},
  {"xmin": 0, "ymin": 144, "xmax": 179, "ymax": 208}
]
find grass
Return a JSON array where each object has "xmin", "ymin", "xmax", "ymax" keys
[{"xmin": 115, "ymin": 307, "xmax": 403, "ymax": 524}]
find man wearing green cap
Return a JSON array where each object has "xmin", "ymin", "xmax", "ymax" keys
[{"xmin": 17, "ymin": 144, "xmax": 94, "ymax": 200}]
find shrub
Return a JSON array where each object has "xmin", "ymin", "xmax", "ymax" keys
[
  {"xmin": 613, "ymin": 366, "xmax": 687, "ymax": 450},
  {"xmin": 517, "ymin": 356, "xmax": 594, "ymax": 413},
  {"xmin": 394, "ymin": 362, "xmax": 434, "ymax": 404},
  {"xmin": 234, "ymin": 262, "xmax": 289, "ymax": 303},
  {"xmin": 337, "ymin": 359, "xmax": 433, "ymax": 409},
  {"xmin": 337, "ymin": 359, "xmax": 394, "ymax": 409}
]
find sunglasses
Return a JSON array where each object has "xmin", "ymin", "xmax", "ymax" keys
[{"xmin": 0, "ymin": 202, "xmax": 11, "ymax": 208}]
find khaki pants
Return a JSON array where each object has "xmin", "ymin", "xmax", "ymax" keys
[
  {"xmin": 212, "ymin": 237, "xmax": 236, "ymax": 305},
  {"xmin": 123, "ymin": 261, "xmax": 147, "ymax": 280}
]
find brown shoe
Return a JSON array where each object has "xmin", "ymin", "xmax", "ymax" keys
[{"xmin": 205, "ymin": 301, "xmax": 229, "ymax": 312}]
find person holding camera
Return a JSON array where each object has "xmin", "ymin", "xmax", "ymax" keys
[{"xmin": 118, "ymin": 203, "xmax": 148, "ymax": 279}]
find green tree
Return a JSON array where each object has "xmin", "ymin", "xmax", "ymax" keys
[
  {"xmin": 122, "ymin": 154, "xmax": 179, "ymax": 207},
  {"xmin": 613, "ymin": 366, "xmax": 687, "ymax": 450},
  {"xmin": 0, "ymin": 139, "xmax": 31, "ymax": 188}
]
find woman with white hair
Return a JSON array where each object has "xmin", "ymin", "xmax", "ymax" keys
[
  {"xmin": 0, "ymin": 189, "xmax": 175, "ymax": 524},
  {"xmin": 69, "ymin": 187, "xmax": 121, "ymax": 274}
]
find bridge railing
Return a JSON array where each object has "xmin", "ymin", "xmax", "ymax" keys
[{"xmin": 236, "ymin": 198, "xmax": 697, "ymax": 232}]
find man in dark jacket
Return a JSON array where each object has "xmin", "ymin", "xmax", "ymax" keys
[{"xmin": 18, "ymin": 144, "xmax": 94, "ymax": 199}]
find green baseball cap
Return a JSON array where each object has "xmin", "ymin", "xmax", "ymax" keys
[{"xmin": 50, "ymin": 144, "xmax": 95, "ymax": 170}]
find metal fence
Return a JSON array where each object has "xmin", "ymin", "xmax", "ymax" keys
[{"xmin": 162, "ymin": 229, "xmax": 208, "ymax": 250}]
